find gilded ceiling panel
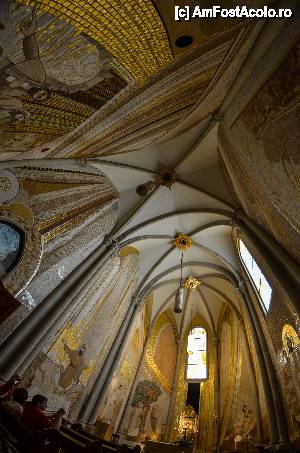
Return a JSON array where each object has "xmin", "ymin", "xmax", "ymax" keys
[
  {"xmin": 0, "ymin": 0, "xmax": 128, "ymax": 156},
  {"xmin": 16, "ymin": 0, "xmax": 173, "ymax": 83}
]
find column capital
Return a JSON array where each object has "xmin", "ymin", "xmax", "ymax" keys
[
  {"xmin": 103, "ymin": 234, "xmax": 119, "ymax": 252},
  {"xmin": 238, "ymin": 281, "xmax": 246, "ymax": 291},
  {"xmin": 176, "ymin": 338, "xmax": 183, "ymax": 346},
  {"xmin": 232, "ymin": 208, "xmax": 245, "ymax": 229},
  {"xmin": 212, "ymin": 110, "xmax": 224, "ymax": 122},
  {"xmin": 133, "ymin": 297, "xmax": 144, "ymax": 312}
]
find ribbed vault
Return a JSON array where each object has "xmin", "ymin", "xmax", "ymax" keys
[{"xmin": 89, "ymin": 121, "xmax": 240, "ymax": 333}]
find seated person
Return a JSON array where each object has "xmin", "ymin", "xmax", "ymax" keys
[
  {"xmin": 21, "ymin": 394, "xmax": 65, "ymax": 432},
  {"xmin": 73, "ymin": 421, "xmax": 83, "ymax": 432},
  {"xmin": 132, "ymin": 446, "xmax": 141, "ymax": 452},
  {"xmin": 0, "ymin": 374, "xmax": 21, "ymax": 399},
  {"xmin": 3, "ymin": 387, "xmax": 28, "ymax": 420}
]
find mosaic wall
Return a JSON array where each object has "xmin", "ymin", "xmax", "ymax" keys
[
  {"xmin": 220, "ymin": 38, "xmax": 300, "ymax": 264},
  {"xmin": 15, "ymin": 0, "xmax": 173, "ymax": 84},
  {"xmin": 218, "ymin": 37, "xmax": 300, "ymax": 446},
  {"xmin": 0, "ymin": 0, "xmax": 128, "ymax": 159},
  {"xmin": 218, "ymin": 307, "xmax": 235, "ymax": 444},
  {"xmin": 21, "ymin": 247, "xmax": 139, "ymax": 420},
  {"xmin": 120, "ymin": 311, "xmax": 177, "ymax": 443},
  {"xmin": 0, "ymin": 162, "xmax": 118, "ymax": 341},
  {"xmin": 233, "ymin": 229, "xmax": 300, "ymax": 446},
  {"xmin": 218, "ymin": 306, "xmax": 260, "ymax": 452},
  {"xmin": 95, "ymin": 308, "xmax": 146, "ymax": 440},
  {"xmin": 48, "ymin": 30, "xmax": 239, "ymax": 158},
  {"xmin": 0, "ymin": 0, "xmax": 258, "ymax": 160}
]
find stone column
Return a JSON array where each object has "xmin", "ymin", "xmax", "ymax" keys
[
  {"xmin": 164, "ymin": 338, "xmax": 183, "ymax": 441},
  {"xmin": 239, "ymin": 323, "xmax": 263, "ymax": 444},
  {"xmin": 241, "ymin": 286, "xmax": 289, "ymax": 448},
  {"xmin": 238, "ymin": 287, "xmax": 279, "ymax": 446},
  {"xmin": 0, "ymin": 240, "xmax": 116, "ymax": 381},
  {"xmin": 164, "ymin": 289, "xmax": 191, "ymax": 440},
  {"xmin": 78, "ymin": 299, "xmax": 142, "ymax": 423},
  {"xmin": 213, "ymin": 337, "xmax": 221, "ymax": 453},
  {"xmin": 115, "ymin": 300, "xmax": 157, "ymax": 434}
]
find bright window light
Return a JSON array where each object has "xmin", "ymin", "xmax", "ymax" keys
[
  {"xmin": 186, "ymin": 327, "xmax": 207, "ymax": 382},
  {"xmin": 239, "ymin": 239, "xmax": 272, "ymax": 312}
]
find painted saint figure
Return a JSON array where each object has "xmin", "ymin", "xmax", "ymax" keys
[
  {"xmin": 150, "ymin": 404, "xmax": 157, "ymax": 436},
  {"xmin": 58, "ymin": 339, "xmax": 87, "ymax": 389}
]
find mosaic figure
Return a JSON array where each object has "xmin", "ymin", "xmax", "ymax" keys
[{"xmin": 58, "ymin": 340, "xmax": 87, "ymax": 389}]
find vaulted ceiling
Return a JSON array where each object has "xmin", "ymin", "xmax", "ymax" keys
[
  {"xmin": 0, "ymin": 0, "xmax": 275, "ymax": 332},
  {"xmin": 89, "ymin": 120, "xmax": 241, "ymax": 335}
]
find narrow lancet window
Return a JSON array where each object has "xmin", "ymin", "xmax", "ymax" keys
[
  {"xmin": 239, "ymin": 239, "xmax": 272, "ymax": 312},
  {"xmin": 186, "ymin": 327, "xmax": 207, "ymax": 382}
]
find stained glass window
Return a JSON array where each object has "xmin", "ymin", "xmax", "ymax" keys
[
  {"xmin": 0, "ymin": 222, "xmax": 23, "ymax": 277},
  {"xmin": 186, "ymin": 327, "xmax": 207, "ymax": 382},
  {"xmin": 239, "ymin": 239, "xmax": 272, "ymax": 312}
]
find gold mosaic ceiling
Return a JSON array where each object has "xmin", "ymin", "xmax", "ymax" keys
[{"xmin": 17, "ymin": 0, "xmax": 174, "ymax": 83}]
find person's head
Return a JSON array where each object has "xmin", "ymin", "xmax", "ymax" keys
[
  {"xmin": 32, "ymin": 394, "xmax": 48, "ymax": 411},
  {"xmin": 11, "ymin": 374, "xmax": 21, "ymax": 384},
  {"xmin": 73, "ymin": 422, "xmax": 83, "ymax": 432},
  {"xmin": 13, "ymin": 388, "xmax": 28, "ymax": 404},
  {"xmin": 79, "ymin": 344, "xmax": 86, "ymax": 355}
]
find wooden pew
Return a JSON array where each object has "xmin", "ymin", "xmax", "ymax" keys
[
  {"xmin": 61, "ymin": 425, "xmax": 94, "ymax": 447},
  {"xmin": 61, "ymin": 425, "xmax": 120, "ymax": 452},
  {"xmin": 61, "ymin": 422, "xmax": 134, "ymax": 452}
]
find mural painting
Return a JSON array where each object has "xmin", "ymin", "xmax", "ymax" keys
[
  {"xmin": 227, "ymin": 38, "xmax": 300, "ymax": 261},
  {"xmin": 0, "ymin": 162, "xmax": 118, "ymax": 320},
  {"xmin": 220, "ymin": 309, "xmax": 258, "ymax": 452},
  {"xmin": 120, "ymin": 311, "xmax": 177, "ymax": 443},
  {"xmin": 95, "ymin": 307, "xmax": 146, "ymax": 440},
  {"xmin": 126, "ymin": 380, "xmax": 162, "ymax": 440},
  {"xmin": 0, "ymin": 0, "xmax": 127, "ymax": 158},
  {"xmin": 21, "ymin": 247, "xmax": 139, "ymax": 420},
  {"xmin": 278, "ymin": 324, "xmax": 300, "ymax": 443}
]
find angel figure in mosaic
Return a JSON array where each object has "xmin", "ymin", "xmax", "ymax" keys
[
  {"xmin": 58, "ymin": 340, "xmax": 87, "ymax": 389},
  {"xmin": 0, "ymin": 5, "xmax": 111, "ymax": 113},
  {"xmin": 0, "ymin": 9, "xmax": 48, "ymax": 122}
]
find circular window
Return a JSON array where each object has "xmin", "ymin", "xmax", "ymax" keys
[
  {"xmin": 175, "ymin": 35, "xmax": 194, "ymax": 48},
  {"xmin": 0, "ymin": 221, "xmax": 23, "ymax": 277}
]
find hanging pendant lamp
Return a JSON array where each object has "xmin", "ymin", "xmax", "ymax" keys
[{"xmin": 174, "ymin": 250, "xmax": 184, "ymax": 313}]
